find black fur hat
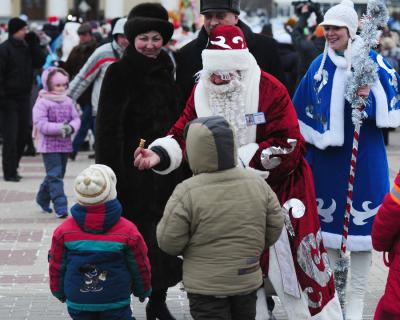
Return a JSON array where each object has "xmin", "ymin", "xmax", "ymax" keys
[
  {"xmin": 125, "ymin": 3, "xmax": 173, "ymax": 45},
  {"xmin": 200, "ymin": 0, "xmax": 241, "ymax": 15}
]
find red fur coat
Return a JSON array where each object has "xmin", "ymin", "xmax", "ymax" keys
[{"xmin": 167, "ymin": 71, "xmax": 336, "ymax": 316}]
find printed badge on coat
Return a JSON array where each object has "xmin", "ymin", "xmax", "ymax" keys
[{"xmin": 245, "ymin": 112, "xmax": 266, "ymax": 126}]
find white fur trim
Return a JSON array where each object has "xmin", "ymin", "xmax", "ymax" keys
[
  {"xmin": 327, "ymin": 47, "xmax": 347, "ymax": 69},
  {"xmin": 321, "ymin": 231, "xmax": 372, "ymax": 251},
  {"xmin": 238, "ymin": 142, "xmax": 259, "ymax": 167},
  {"xmin": 372, "ymin": 57, "xmax": 400, "ymax": 128},
  {"xmin": 311, "ymin": 293, "xmax": 343, "ymax": 320},
  {"xmin": 371, "ymin": 81, "xmax": 400, "ymax": 127},
  {"xmin": 195, "ymin": 54, "xmax": 260, "ymax": 146},
  {"xmin": 194, "ymin": 80, "xmax": 212, "ymax": 118},
  {"xmin": 272, "ymin": 229, "xmax": 301, "ymax": 297},
  {"xmin": 149, "ymin": 136, "xmax": 182, "ymax": 175},
  {"xmin": 202, "ymin": 48, "xmax": 253, "ymax": 72},
  {"xmin": 300, "ymin": 68, "xmax": 347, "ymax": 149},
  {"xmin": 255, "ymin": 288, "xmax": 269, "ymax": 320},
  {"xmin": 327, "ymin": 36, "xmax": 363, "ymax": 70}
]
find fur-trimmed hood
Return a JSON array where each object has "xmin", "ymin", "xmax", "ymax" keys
[{"xmin": 41, "ymin": 67, "xmax": 69, "ymax": 92}]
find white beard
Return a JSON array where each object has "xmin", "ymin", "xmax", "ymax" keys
[{"xmin": 205, "ymin": 77, "xmax": 248, "ymax": 146}]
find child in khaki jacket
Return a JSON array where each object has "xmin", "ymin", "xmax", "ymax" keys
[{"xmin": 157, "ymin": 116, "xmax": 284, "ymax": 320}]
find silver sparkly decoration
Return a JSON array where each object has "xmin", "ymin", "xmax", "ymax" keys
[
  {"xmin": 339, "ymin": 1, "xmax": 388, "ymax": 317},
  {"xmin": 344, "ymin": 0, "xmax": 388, "ymax": 126},
  {"xmin": 303, "ymin": 287, "xmax": 323, "ymax": 309},
  {"xmin": 284, "ymin": 198, "xmax": 306, "ymax": 219},
  {"xmin": 297, "ymin": 230, "xmax": 332, "ymax": 287},
  {"xmin": 281, "ymin": 198, "xmax": 304, "ymax": 237},
  {"xmin": 260, "ymin": 139, "xmax": 297, "ymax": 170},
  {"xmin": 282, "ymin": 207, "xmax": 295, "ymax": 238},
  {"xmin": 334, "ymin": 253, "xmax": 350, "ymax": 313},
  {"xmin": 281, "ymin": 198, "xmax": 306, "ymax": 238}
]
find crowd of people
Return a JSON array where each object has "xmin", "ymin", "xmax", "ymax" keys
[{"xmin": 1, "ymin": 0, "xmax": 400, "ymax": 319}]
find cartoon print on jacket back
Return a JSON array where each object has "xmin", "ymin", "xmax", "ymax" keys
[{"xmin": 78, "ymin": 264, "xmax": 108, "ymax": 293}]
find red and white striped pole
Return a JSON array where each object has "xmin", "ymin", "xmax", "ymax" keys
[
  {"xmin": 335, "ymin": 106, "xmax": 364, "ymax": 316},
  {"xmin": 340, "ymin": 120, "xmax": 361, "ymax": 257}
]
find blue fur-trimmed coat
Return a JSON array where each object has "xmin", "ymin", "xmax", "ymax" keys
[{"xmin": 293, "ymin": 39, "xmax": 400, "ymax": 251}]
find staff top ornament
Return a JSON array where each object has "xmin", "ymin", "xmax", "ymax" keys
[{"xmin": 344, "ymin": 0, "xmax": 389, "ymax": 125}]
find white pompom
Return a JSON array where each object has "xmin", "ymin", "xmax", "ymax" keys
[{"xmin": 341, "ymin": 0, "xmax": 354, "ymax": 8}]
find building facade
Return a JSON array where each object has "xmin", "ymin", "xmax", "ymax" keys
[{"xmin": 0, "ymin": 0, "xmax": 162, "ymax": 20}]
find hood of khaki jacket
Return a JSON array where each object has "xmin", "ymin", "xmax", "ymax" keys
[{"xmin": 184, "ymin": 116, "xmax": 237, "ymax": 175}]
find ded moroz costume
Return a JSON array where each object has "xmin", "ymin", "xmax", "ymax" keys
[{"xmin": 147, "ymin": 25, "xmax": 342, "ymax": 319}]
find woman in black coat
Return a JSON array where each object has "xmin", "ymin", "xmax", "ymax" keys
[{"xmin": 95, "ymin": 4, "xmax": 182, "ymax": 320}]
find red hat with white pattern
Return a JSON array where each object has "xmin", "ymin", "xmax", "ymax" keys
[{"xmin": 202, "ymin": 25, "xmax": 253, "ymax": 72}]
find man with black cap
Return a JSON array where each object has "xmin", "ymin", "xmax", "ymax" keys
[
  {"xmin": 0, "ymin": 17, "xmax": 46, "ymax": 181},
  {"xmin": 175, "ymin": 0, "xmax": 285, "ymax": 106}
]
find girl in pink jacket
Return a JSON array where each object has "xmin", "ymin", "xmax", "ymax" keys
[{"xmin": 32, "ymin": 67, "xmax": 80, "ymax": 218}]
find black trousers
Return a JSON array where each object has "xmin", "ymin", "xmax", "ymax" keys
[
  {"xmin": 187, "ymin": 290, "xmax": 257, "ymax": 320},
  {"xmin": 0, "ymin": 95, "xmax": 31, "ymax": 178}
]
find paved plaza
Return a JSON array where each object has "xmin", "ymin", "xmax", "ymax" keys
[{"xmin": 0, "ymin": 129, "xmax": 399, "ymax": 320}]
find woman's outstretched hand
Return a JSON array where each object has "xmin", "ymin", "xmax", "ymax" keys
[{"xmin": 133, "ymin": 147, "xmax": 160, "ymax": 170}]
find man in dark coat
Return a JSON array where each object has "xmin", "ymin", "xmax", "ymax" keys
[
  {"xmin": 175, "ymin": 0, "xmax": 285, "ymax": 105},
  {"xmin": 287, "ymin": 4, "xmax": 325, "ymax": 80},
  {"xmin": 64, "ymin": 23, "xmax": 98, "ymax": 160},
  {"xmin": 274, "ymin": 32, "xmax": 299, "ymax": 97},
  {"xmin": 0, "ymin": 18, "xmax": 46, "ymax": 181}
]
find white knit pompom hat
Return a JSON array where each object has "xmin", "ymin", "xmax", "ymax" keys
[
  {"xmin": 74, "ymin": 164, "xmax": 117, "ymax": 205},
  {"xmin": 320, "ymin": 0, "xmax": 358, "ymax": 39},
  {"xmin": 314, "ymin": 0, "xmax": 359, "ymax": 80}
]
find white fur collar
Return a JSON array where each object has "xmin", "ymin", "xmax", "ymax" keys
[
  {"xmin": 327, "ymin": 36, "xmax": 363, "ymax": 69},
  {"xmin": 299, "ymin": 65, "xmax": 347, "ymax": 149}
]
